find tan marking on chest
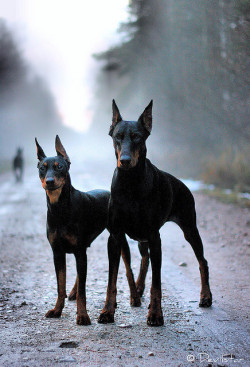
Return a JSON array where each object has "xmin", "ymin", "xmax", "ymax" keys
[
  {"xmin": 63, "ymin": 233, "xmax": 77, "ymax": 246},
  {"xmin": 46, "ymin": 187, "xmax": 63, "ymax": 204}
]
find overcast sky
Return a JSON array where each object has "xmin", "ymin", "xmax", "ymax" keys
[{"xmin": 0, "ymin": 0, "xmax": 129, "ymax": 132}]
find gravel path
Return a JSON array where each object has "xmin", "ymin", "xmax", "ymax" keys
[{"xmin": 0, "ymin": 162, "xmax": 249, "ymax": 366}]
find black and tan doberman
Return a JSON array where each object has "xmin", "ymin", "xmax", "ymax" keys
[
  {"xmin": 35, "ymin": 136, "xmax": 140, "ymax": 325},
  {"xmin": 98, "ymin": 100, "xmax": 212, "ymax": 326}
]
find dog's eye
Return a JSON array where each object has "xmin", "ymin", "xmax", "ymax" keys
[
  {"xmin": 116, "ymin": 133, "xmax": 123, "ymax": 140},
  {"xmin": 131, "ymin": 133, "xmax": 140, "ymax": 141},
  {"xmin": 57, "ymin": 164, "xmax": 63, "ymax": 170},
  {"xmin": 40, "ymin": 165, "xmax": 46, "ymax": 172}
]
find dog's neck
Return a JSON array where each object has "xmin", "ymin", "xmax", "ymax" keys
[
  {"xmin": 114, "ymin": 155, "xmax": 153, "ymax": 196},
  {"xmin": 117, "ymin": 158, "xmax": 146, "ymax": 178},
  {"xmin": 46, "ymin": 173, "xmax": 71, "ymax": 213}
]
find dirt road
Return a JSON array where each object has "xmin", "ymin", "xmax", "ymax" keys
[{"xmin": 0, "ymin": 161, "xmax": 249, "ymax": 366}]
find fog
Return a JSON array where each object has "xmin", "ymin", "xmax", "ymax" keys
[
  {"xmin": 0, "ymin": 16, "xmax": 115, "ymax": 169},
  {"xmin": 0, "ymin": 1, "xmax": 249, "ymax": 190},
  {"xmin": 91, "ymin": 0, "xmax": 250, "ymax": 186}
]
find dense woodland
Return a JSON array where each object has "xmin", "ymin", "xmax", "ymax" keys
[{"xmin": 92, "ymin": 0, "xmax": 250, "ymax": 184}]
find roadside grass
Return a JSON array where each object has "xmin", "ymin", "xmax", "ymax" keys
[
  {"xmin": 200, "ymin": 188, "xmax": 250, "ymax": 208},
  {"xmin": 201, "ymin": 148, "xmax": 250, "ymax": 192},
  {"xmin": 200, "ymin": 148, "xmax": 250, "ymax": 207}
]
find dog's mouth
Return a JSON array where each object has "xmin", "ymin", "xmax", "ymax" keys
[
  {"xmin": 41, "ymin": 181, "xmax": 64, "ymax": 192},
  {"xmin": 41, "ymin": 177, "xmax": 65, "ymax": 191},
  {"xmin": 117, "ymin": 150, "xmax": 140, "ymax": 170},
  {"xmin": 119, "ymin": 162, "xmax": 132, "ymax": 170},
  {"xmin": 44, "ymin": 185, "xmax": 61, "ymax": 191}
]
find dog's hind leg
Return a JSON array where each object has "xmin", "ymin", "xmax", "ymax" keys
[
  {"xmin": 173, "ymin": 187, "xmax": 212, "ymax": 307},
  {"xmin": 68, "ymin": 275, "xmax": 78, "ymax": 301},
  {"xmin": 182, "ymin": 224, "xmax": 212, "ymax": 307},
  {"xmin": 147, "ymin": 232, "xmax": 164, "ymax": 326},
  {"xmin": 121, "ymin": 236, "xmax": 141, "ymax": 307},
  {"xmin": 135, "ymin": 242, "xmax": 149, "ymax": 297},
  {"xmin": 177, "ymin": 204, "xmax": 212, "ymax": 307}
]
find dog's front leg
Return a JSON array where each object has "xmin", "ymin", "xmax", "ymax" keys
[
  {"xmin": 147, "ymin": 232, "xmax": 164, "ymax": 326},
  {"xmin": 75, "ymin": 249, "xmax": 91, "ymax": 325},
  {"xmin": 46, "ymin": 251, "xmax": 66, "ymax": 318},
  {"xmin": 121, "ymin": 235, "xmax": 141, "ymax": 307},
  {"xmin": 98, "ymin": 234, "xmax": 121, "ymax": 323}
]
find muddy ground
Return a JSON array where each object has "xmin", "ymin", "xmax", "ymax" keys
[{"xmin": 0, "ymin": 161, "xmax": 249, "ymax": 367}]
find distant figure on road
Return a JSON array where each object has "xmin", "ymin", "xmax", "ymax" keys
[{"xmin": 13, "ymin": 147, "xmax": 24, "ymax": 182}]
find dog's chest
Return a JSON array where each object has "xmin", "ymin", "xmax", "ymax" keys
[
  {"xmin": 48, "ymin": 227, "xmax": 78, "ymax": 252},
  {"xmin": 111, "ymin": 196, "xmax": 153, "ymax": 240}
]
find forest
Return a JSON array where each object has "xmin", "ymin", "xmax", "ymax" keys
[
  {"xmin": 92, "ymin": 0, "xmax": 250, "ymax": 189},
  {"xmin": 0, "ymin": 1, "xmax": 249, "ymax": 190}
]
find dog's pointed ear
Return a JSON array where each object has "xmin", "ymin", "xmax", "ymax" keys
[
  {"xmin": 35, "ymin": 138, "xmax": 46, "ymax": 161},
  {"xmin": 109, "ymin": 99, "xmax": 123, "ymax": 136},
  {"xmin": 55, "ymin": 135, "xmax": 71, "ymax": 167},
  {"xmin": 138, "ymin": 100, "xmax": 153, "ymax": 135}
]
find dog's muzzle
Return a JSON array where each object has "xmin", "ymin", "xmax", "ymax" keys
[{"xmin": 120, "ymin": 156, "xmax": 131, "ymax": 169}]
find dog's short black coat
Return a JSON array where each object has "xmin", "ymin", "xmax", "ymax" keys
[
  {"xmin": 35, "ymin": 136, "xmax": 111, "ymax": 325},
  {"xmin": 36, "ymin": 136, "xmax": 141, "ymax": 325},
  {"xmin": 98, "ymin": 100, "xmax": 212, "ymax": 326}
]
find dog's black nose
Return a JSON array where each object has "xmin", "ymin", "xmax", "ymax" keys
[
  {"xmin": 46, "ymin": 177, "xmax": 55, "ymax": 186},
  {"xmin": 120, "ymin": 158, "xmax": 131, "ymax": 168}
]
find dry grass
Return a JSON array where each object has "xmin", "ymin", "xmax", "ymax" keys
[
  {"xmin": 201, "ymin": 188, "xmax": 250, "ymax": 208},
  {"xmin": 201, "ymin": 148, "xmax": 250, "ymax": 192}
]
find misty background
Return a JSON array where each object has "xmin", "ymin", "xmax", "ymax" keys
[
  {"xmin": 0, "ymin": 0, "xmax": 249, "ymax": 190},
  {"xmin": 0, "ymin": 18, "xmax": 77, "ymax": 163}
]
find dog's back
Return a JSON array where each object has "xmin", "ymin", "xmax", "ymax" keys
[{"xmin": 69, "ymin": 188, "xmax": 110, "ymax": 245}]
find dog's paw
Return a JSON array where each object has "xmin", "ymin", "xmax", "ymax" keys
[
  {"xmin": 68, "ymin": 291, "xmax": 77, "ymax": 301},
  {"xmin": 76, "ymin": 314, "xmax": 91, "ymax": 325},
  {"xmin": 98, "ymin": 312, "xmax": 115, "ymax": 324},
  {"xmin": 147, "ymin": 311, "xmax": 164, "ymax": 327},
  {"xmin": 130, "ymin": 296, "xmax": 141, "ymax": 307},
  {"xmin": 199, "ymin": 292, "xmax": 212, "ymax": 308},
  {"xmin": 45, "ymin": 308, "xmax": 62, "ymax": 318}
]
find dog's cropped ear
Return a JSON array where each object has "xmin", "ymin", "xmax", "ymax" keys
[
  {"xmin": 35, "ymin": 138, "xmax": 46, "ymax": 161},
  {"xmin": 109, "ymin": 99, "xmax": 123, "ymax": 136},
  {"xmin": 55, "ymin": 135, "xmax": 71, "ymax": 167},
  {"xmin": 138, "ymin": 100, "xmax": 153, "ymax": 135}
]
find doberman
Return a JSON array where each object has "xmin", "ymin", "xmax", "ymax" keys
[
  {"xmin": 13, "ymin": 147, "xmax": 24, "ymax": 182},
  {"xmin": 98, "ymin": 100, "xmax": 212, "ymax": 326},
  {"xmin": 35, "ymin": 136, "xmax": 140, "ymax": 325}
]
